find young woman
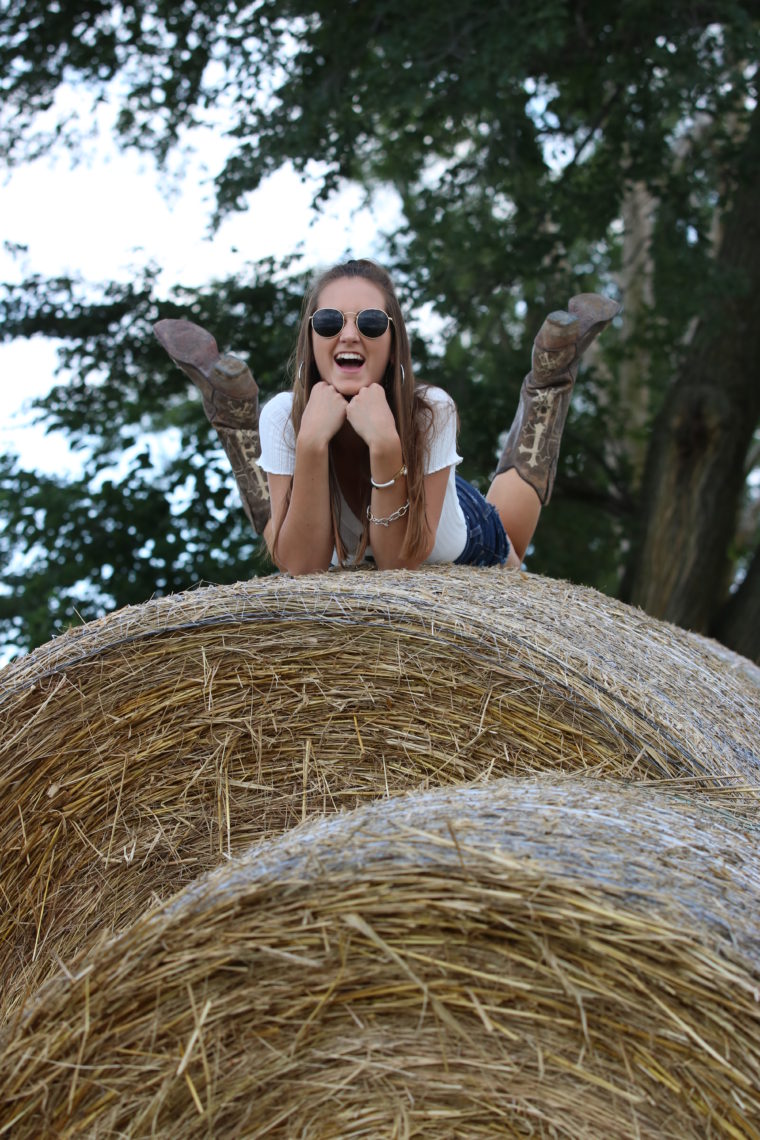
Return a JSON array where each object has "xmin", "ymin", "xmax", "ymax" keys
[{"xmin": 155, "ymin": 259, "xmax": 619, "ymax": 573}]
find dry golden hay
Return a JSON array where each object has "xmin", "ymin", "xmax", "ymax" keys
[
  {"xmin": 2, "ymin": 777, "xmax": 760, "ymax": 1139},
  {"xmin": 1, "ymin": 567, "xmax": 758, "ymax": 1018}
]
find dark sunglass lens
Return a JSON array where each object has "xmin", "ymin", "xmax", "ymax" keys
[
  {"xmin": 357, "ymin": 309, "xmax": 389, "ymax": 338},
  {"xmin": 312, "ymin": 309, "xmax": 344, "ymax": 337}
]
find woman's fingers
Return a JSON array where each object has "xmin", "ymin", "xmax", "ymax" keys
[
  {"xmin": 300, "ymin": 381, "xmax": 348, "ymax": 445},
  {"xmin": 345, "ymin": 384, "xmax": 396, "ymax": 447}
]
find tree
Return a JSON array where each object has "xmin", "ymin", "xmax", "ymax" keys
[
  {"xmin": 1, "ymin": 1, "xmax": 759, "ymax": 658},
  {"xmin": 625, "ymin": 98, "xmax": 760, "ymax": 634},
  {"xmin": 0, "ymin": 265, "xmax": 302, "ymax": 653}
]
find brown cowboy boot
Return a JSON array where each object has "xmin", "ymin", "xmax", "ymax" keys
[
  {"xmin": 153, "ymin": 318, "xmax": 271, "ymax": 534},
  {"xmin": 494, "ymin": 293, "xmax": 621, "ymax": 504}
]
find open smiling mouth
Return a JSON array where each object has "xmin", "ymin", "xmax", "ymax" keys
[{"xmin": 335, "ymin": 353, "xmax": 365, "ymax": 370}]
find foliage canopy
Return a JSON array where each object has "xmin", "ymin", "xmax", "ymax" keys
[{"xmin": 1, "ymin": 1, "xmax": 759, "ymax": 659}]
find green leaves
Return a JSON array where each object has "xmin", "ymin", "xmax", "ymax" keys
[
  {"xmin": 1, "ymin": 1, "xmax": 759, "ymax": 657},
  {"xmin": 0, "ymin": 264, "xmax": 300, "ymax": 655}
]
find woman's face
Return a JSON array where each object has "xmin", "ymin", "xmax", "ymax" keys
[{"xmin": 311, "ymin": 276, "xmax": 393, "ymax": 398}]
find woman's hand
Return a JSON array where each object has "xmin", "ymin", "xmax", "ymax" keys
[
  {"xmin": 299, "ymin": 381, "xmax": 349, "ymax": 448},
  {"xmin": 345, "ymin": 383, "xmax": 398, "ymax": 450}
]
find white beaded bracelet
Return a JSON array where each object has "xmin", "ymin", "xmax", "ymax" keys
[
  {"xmin": 370, "ymin": 463, "xmax": 407, "ymax": 489},
  {"xmin": 367, "ymin": 500, "xmax": 410, "ymax": 527}
]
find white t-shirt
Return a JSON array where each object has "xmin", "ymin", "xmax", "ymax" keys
[{"xmin": 258, "ymin": 386, "xmax": 467, "ymax": 564}]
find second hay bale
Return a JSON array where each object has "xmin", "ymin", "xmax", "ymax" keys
[{"xmin": 2, "ymin": 778, "xmax": 760, "ymax": 1138}]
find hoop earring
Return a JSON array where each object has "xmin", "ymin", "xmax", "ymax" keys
[
  {"xmin": 298, "ymin": 362, "xmax": 304, "ymax": 381},
  {"xmin": 400, "ymin": 364, "xmax": 405, "ymax": 385}
]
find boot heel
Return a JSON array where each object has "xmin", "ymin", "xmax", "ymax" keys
[{"xmin": 536, "ymin": 310, "xmax": 579, "ymax": 350}]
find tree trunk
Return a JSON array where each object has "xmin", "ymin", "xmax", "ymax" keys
[
  {"xmin": 626, "ymin": 101, "xmax": 760, "ymax": 633},
  {"xmin": 615, "ymin": 178, "xmax": 657, "ymax": 487}
]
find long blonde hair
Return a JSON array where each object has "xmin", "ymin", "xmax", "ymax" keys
[{"xmin": 274, "ymin": 259, "xmax": 435, "ymax": 564}]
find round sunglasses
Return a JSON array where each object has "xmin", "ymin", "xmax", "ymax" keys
[{"xmin": 310, "ymin": 307, "xmax": 393, "ymax": 339}]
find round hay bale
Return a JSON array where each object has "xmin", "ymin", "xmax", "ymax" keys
[
  {"xmin": 1, "ymin": 568, "xmax": 758, "ymax": 1016},
  {"xmin": 2, "ymin": 778, "xmax": 759, "ymax": 1138}
]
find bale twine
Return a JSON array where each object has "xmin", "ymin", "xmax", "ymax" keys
[
  {"xmin": 1, "ymin": 568, "xmax": 759, "ymax": 1017},
  {"xmin": 2, "ymin": 778, "xmax": 759, "ymax": 1138}
]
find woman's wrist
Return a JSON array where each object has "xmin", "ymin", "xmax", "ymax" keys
[
  {"xmin": 295, "ymin": 431, "xmax": 331, "ymax": 460},
  {"xmin": 370, "ymin": 462, "xmax": 407, "ymax": 489},
  {"xmin": 369, "ymin": 438, "xmax": 404, "ymax": 486}
]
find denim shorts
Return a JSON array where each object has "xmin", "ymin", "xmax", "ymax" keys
[{"xmin": 453, "ymin": 475, "xmax": 511, "ymax": 567}]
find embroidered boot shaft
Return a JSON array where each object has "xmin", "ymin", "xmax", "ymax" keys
[
  {"xmin": 154, "ymin": 319, "xmax": 271, "ymax": 534},
  {"xmin": 495, "ymin": 293, "xmax": 621, "ymax": 504}
]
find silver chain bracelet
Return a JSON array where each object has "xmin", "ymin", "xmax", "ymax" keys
[{"xmin": 367, "ymin": 500, "xmax": 410, "ymax": 527}]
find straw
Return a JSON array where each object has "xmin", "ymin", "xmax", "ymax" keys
[
  {"xmin": 2, "ymin": 778, "xmax": 759, "ymax": 1138},
  {"xmin": 2, "ymin": 567, "xmax": 758, "ymax": 1018}
]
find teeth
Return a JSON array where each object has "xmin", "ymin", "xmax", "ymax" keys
[{"xmin": 336, "ymin": 353, "xmax": 364, "ymax": 364}]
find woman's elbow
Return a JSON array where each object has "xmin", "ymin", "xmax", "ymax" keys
[
  {"xmin": 375, "ymin": 537, "xmax": 435, "ymax": 572},
  {"xmin": 272, "ymin": 550, "xmax": 333, "ymax": 576},
  {"xmin": 266, "ymin": 525, "xmax": 332, "ymax": 575}
]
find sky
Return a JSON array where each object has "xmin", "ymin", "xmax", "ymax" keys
[{"xmin": 0, "ymin": 97, "xmax": 401, "ymax": 475}]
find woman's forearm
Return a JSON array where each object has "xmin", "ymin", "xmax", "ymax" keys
[
  {"xmin": 273, "ymin": 439, "xmax": 335, "ymax": 574},
  {"xmin": 366, "ymin": 439, "xmax": 426, "ymax": 570}
]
